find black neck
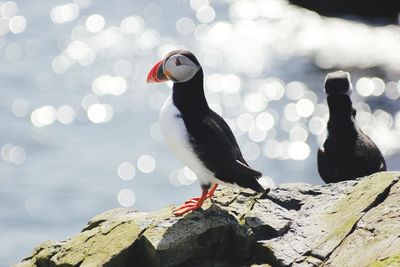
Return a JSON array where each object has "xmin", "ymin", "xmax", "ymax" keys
[
  {"xmin": 327, "ymin": 94, "xmax": 357, "ymax": 137},
  {"xmin": 172, "ymin": 69, "xmax": 209, "ymax": 116}
]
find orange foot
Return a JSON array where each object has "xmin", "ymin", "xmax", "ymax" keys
[{"xmin": 173, "ymin": 184, "xmax": 218, "ymax": 216}]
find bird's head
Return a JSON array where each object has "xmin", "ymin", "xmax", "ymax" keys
[
  {"xmin": 147, "ymin": 50, "xmax": 201, "ymax": 84},
  {"xmin": 324, "ymin": 70, "xmax": 352, "ymax": 95}
]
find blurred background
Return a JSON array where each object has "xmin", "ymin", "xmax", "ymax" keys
[{"xmin": 1, "ymin": 0, "xmax": 399, "ymax": 265}]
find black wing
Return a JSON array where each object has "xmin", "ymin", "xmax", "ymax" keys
[
  {"xmin": 183, "ymin": 110, "xmax": 264, "ymax": 192},
  {"xmin": 318, "ymin": 131, "xmax": 387, "ymax": 183},
  {"xmin": 317, "ymin": 147, "xmax": 338, "ymax": 183}
]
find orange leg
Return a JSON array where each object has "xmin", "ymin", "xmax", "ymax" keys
[
  {"xmin": 173, "ymin": 184, "xmax": 219, "ymax": 216},
  {"xmin": 182, "ymin": 184, "xmax": 219, "ymax": 204},
  {"xmin": 207, "ymin": 183, "xmax": 218, "ymax": 198}
]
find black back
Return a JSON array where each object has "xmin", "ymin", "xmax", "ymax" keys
[
  {"xmin": 318, "ymin": 94, "xmax": 386, "ymax": 183},
  {"xmin": 172, "ymin": 67, "xmax": 264, "ymax": 192}
]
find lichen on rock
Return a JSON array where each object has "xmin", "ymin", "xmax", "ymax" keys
[{"xmin": 14, "ymin": 172, "xmax": 400, "ymax": 267}]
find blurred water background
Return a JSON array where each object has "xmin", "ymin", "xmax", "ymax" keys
[{"xmin": 1, "ymin": 0, "xmax": 400, "ymax": 265}]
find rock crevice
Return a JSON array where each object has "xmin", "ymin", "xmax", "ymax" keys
[{"xmin": 15, "ymin": 172, "xmax": 400, "ymax": 267}]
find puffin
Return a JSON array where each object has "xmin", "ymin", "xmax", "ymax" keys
[
  {"xmin": 317, "ymin": 70, "xmax": 386, "ymax": 183},
  {"xmin": 147, "ymin": 50, "xmax": 264, "ymax": 216}
]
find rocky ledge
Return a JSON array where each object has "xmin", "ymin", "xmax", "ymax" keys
[{"xmin": 15, "ymin": 172, "xmax": 400, "ymax": 267}]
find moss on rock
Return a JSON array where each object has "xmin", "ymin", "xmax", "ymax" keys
[{"xmin": 14, "ymin": 172, "xmax": 400, "ymax": 267}]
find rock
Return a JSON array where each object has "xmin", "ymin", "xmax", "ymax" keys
[
  {"xmin": 288, "ymin": 0, "xmax": 400, "ymax": 23},
  {"xmin": 14, "ymin": 172, "xmax": 400, "ymax": 267}
]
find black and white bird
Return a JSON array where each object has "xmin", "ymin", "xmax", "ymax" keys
[
  {"xmin": 147, "ymin": 50, "xmax": 264, "ymax": 216},
  {"xmin": 318, "ymin": 70, "xmax": 386, "ymax": 183}
]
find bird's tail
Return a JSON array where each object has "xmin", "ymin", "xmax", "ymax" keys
[{"xmin": 232, "ymin": 161, "xmax": 265, "ymax": 193}]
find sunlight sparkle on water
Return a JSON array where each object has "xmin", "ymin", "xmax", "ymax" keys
[
  {"xmin": 258, "ymin": 80, "xmax": 285, "ymax": 101},
  {"xmin": 204, "ymin": 50, "xmax": 223, "ymax": 68},
  {"xmin": 385, "ymin": 81, "xmax": 400, "ymax": 100},
  {"xmin": 296, "ymin": 99, "xmax": 315, "ymax": 118},
  {"xmin": 356, "ymin": 77, "xmax": 375, "ymax": 97},
  {"xmin": 31, "ymin": 106, "xmax": 57, "ymax": 127},
  {"xmin": 169, "ymin": 169, "xmax": 181, "ymax": 187},
  {"xmin": 196, "ymin": 5, "xmax": 215, "ymax": 24},
  {"xmin": 236, "ymin": 113, "xmax": 255, "ymax": 132},
  {"xmin": 308, "ymin": 116, "xmax": 326, "ymax": 135},
  {"xmin": 286, "ymin": 82, "xmax": 306, "ymax": 100},
  {"xmin": 256, "ymin": 112, "xmax": 275, "ymax": 131},
  {"xmin": 57, "ymin": 105, "xmax": 76, "ymax": 125},
  {"xmin": 113, "ymin": 60, "xmax": 132, "ymax": 77},
  {"xmin": 289, "ymin": 126, "xmax": 308, "ymax": 142},
  {"xmin": 50, "ymin": 4, "xmax": 79, "ymax": 24},
  {"xmin": 25, "ymin": 198, "xmax": 42, "ymax": 216},
  {"xmin": 242, "ymin": 141, "xmax": 260, "ymax": 160},
  {"xmin": 9, "ymin": 15, "xmax": 26, "ymax": 34},
  {"xmin": 190, "ymin": 0, "xmax": 209, "ymax": 11},
  {"xmin": 2, "ymin": 1, "xmax": 400, "ymax": 200},
  {"xmin": 149, "ymin": 122, "xmax": 162, "ymax": 141},
  {"xmin": 244, "ymin": 93, "xmax": 267, "ymax": 113},
  {"xmin": 12, "ymin": 99, "xmax": 29, "ymax": 118},
  {"xmin": 207, "ymin": 22, "xmax": 233, "ymax": 45},
  {"xmin": 92, "ymin": 75, "xmax": 127, "ymax": 96},
  {"xmin": 177, "ymin": 167, "xmax": 197, "ymax": 185},
  {"xmin": 120, "ymin": 15, "xmax": 145, "ymax": 34},
  {"xmin": 86, "ymin": 14, "xmax": 105, "ymax": 33},
  {"xmin": 73, "ymin": 0, "xmax": 92, "ymax": 9},
  {"xmin": 117, "ymin": 189, "xmax": 136, "ymax": 207},
  {"xmin": 87, "ymin": 104, "xmax": 113, "ymax": 123},
  {"xmin": 138, "ymin": 29, "xmax": 159, "ymax": 50},
  {"xmin": 176, "ymin": 17, "xmax": 195, "ymax": 35},
  {"xmin": 117, "ymin": 162, "xmax": 136, "ymax": 180},
  {"xmin": 66, "ymin": 41, "xmax": 96, "ymax": 66},
  {"xmin": 1, "ymin": 1, "xmax": 18, "ymax": 18},
  {"xmin": 81, "ymin": 94, "xmax": 99, "ymax": 110},
  {"xmin": 1, "ymin": 144, "xmax": 26, "ymax": 165},
  {"xmin": 284, "ymin": 103, "xmax": 300, "ymax": 122},
  {"xmin": 137, "ymin": 154, "xmax": 156, "ymax": 173},
  {"xmin": 248, "ymin": 125, "xmax": 267, "ymax": 142},
  {"xmin": 5, "ymin": 43, "xmax": 23, "ymax": 61},
  {"xmin": 230, "ymin": 0, "xmax": 260, "ymax": 20},
  {"xmin": 288, "ymin": 141, "xmax": 310, "ymax": 160},
  {"xmin": 206, "ymin": 74, "xmax": 241, "ymax": 93}
]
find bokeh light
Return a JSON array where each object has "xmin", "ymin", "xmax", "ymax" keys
[
  {"xmin": 25, "ymin": 198, "xmax": 42, "ymax": 216},
  {"xmin": 196, "ymin": 5, "xmax": 215, "ymax": 23},
  {"xmin": 50, "ymin": 4, "xmax": 80, "ymax": 24},
  {"xmin": 9, "ymin": 15, "xmax": 26, "ymax": 34},
  {"xmin": 11, "ymin": 99, "xmax": 29, "ymax": 118},
  {"xmin": 117, "ymin": 162, "xmax": 136, "ymax": 180},
  {"xmin": 137, "ymin": 154, "xmax": 156, "ymax": 173},
  {"xmin": 86, "ymin": 14, "xmax": 105, "ymax": 33},
  {"xmin": 117, "ymin": 189, "xmax": 136, "ymax": 207},
  {"xmin": 87, "ymin": 104, "xmax": 113, "ymax": 123},
  {"xmin": 176, "ymin": 17, "xmax": 195, "ymax": 35},
  {"xmin": 31, "ymin": 106, "xmax": 57, "ymax": 127}
]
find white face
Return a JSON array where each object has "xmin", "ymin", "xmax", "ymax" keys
[{"xmin": 163, "ymin": 54, "xmax": 200, "ymax": 83}]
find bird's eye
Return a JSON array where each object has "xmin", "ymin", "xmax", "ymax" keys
[{"xmin": 175, "ymin": 57, "xmax": 182, "ymax": 66}]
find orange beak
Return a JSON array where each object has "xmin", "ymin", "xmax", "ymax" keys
[{"xmin": 147, "ymin": 60, "xmax": 168, "ymax": 83}]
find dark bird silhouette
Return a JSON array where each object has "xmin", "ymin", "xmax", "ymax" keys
[
  {"xmin": 318, "ymin": 70, "xmax": 386, "ymax": 183},
  {"xmin": 147, "ymin": 50, "xmax": 264, "ymax": 216}
]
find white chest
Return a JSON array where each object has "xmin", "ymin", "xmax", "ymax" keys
[{"xmin": 158, "ymin": 96, "xmax": 214, "ymax": 184}]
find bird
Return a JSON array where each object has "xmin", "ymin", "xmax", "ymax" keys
[
  {"xmin": 147, "ymin": 50, "xmax": 264, "ymax": 216},
  {"xmin": 318, "ymin": 70, "xmax": 386, "ymax": 183}
]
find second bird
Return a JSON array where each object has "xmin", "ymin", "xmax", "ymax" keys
[
  {"xmin": 147, "ymin": 50, "xmax": 264, "ymax": 216},
  {"xmin": 318, "ymin": 70, "xmax": 386, "ymax": 183}
]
